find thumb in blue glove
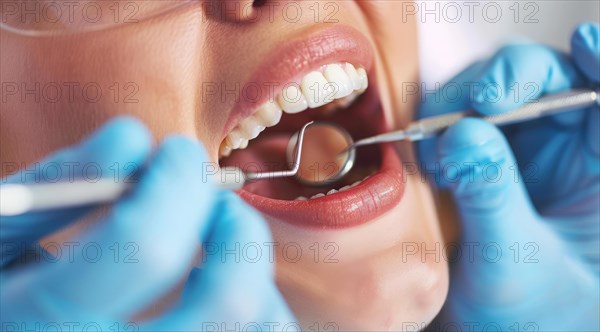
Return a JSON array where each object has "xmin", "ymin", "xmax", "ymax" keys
[{"xmin": 437, "ymin": 119, "xmax": 597, "ymax": 331}]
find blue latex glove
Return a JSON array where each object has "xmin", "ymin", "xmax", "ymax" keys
[
  {"xmin": 419, "ymin": 23, "xmax": 600, "ymax": 331},
  {"xmin": 1, "ymin": 117, "xmax": 296, "ymax": 331}
]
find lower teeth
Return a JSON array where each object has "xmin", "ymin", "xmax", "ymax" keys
[{"xmin": 294, "ymin": 175, "xmax": 371, "ymax": 201}]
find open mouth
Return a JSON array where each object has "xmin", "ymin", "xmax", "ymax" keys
[{"xmin": 218, "ymin": 26, "xmax": 405, "ymax": 228}]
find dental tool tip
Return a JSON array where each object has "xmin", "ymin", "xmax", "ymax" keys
[{"xmin": 0, "ymin": 184, "xmax": 34, "ymax": 216}]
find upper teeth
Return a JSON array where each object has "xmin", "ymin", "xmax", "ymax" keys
[{"xmin": 219, "ymin": 62, "xmax": 368, "ymax": 158}]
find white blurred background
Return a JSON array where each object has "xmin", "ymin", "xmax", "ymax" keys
[{"xmin": 417, "ymin": 1, "xmax": 600, "ymax": 84}]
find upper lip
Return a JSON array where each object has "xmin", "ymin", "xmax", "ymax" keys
[
  {"xmin": 221, "ymin": 24, "xmax": 374, "ymax": 139},
  {"xmin": 224, "ymin": 24, "xmax": 405, "ymax": 228}
]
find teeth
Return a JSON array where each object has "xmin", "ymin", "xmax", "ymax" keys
[
  {"xmin": 256, "ymin": 100, "xmax": 283, "ymax": 127},
  {"xmin": 239, "ymin": 138, "xmax": 249, "ymax": 149},
  {"xmin": 297, "ymin": 174, "xmax": 372, "ymax": 200},
  {"xmin": 356, "ymin": 68, "xmax": 368, "ymax": 91},
  {"xmin": 239, "ymin": 117, "xmax": 265, "ymax": 140},
  {"xmin": 226, "ymin": 130, "xmax": 244, "ymax": 149},
  {"xmin": 278, "ymin": 84, "xmax": 309, "ymax": 114},
  {"xmin": 301, "ymin": 71, "xmax": 336, "ymax": 108},
  {"xmin": 344, "ymin": 63, "xmax": 362, "ymax": 91},
  {"xmin": 219, "ymin": 62, "xmax": 368, "ymax": 159},
  {"xmin": 324, "ymin": 64, "xmax": 353, "ymax": 99},
  {"xmin": 339, "ymin": 185, "xmax": 351, "ymax": 192},
  {"xmin": 288, "ymin": 172, "xmax": 378, "ymax": 202},
  {"xmin": 219, "ymin": 141, "xmax": 233, "ymax": 158}
]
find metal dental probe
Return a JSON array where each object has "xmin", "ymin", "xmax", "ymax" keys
[
  {"xmin": 341, "ymin": 89, "xmax": 599, "ymax": 152},
  {"xmin": 0, "ymin": 121, "xmax": 315, "ymax": 216}
]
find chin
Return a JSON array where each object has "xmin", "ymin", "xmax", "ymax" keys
[{"xmin": 266, "ymin": 175, "xmax": 449, "ymax": 331}]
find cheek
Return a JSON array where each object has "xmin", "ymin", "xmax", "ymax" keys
[
  {"xmin": 0, "ymin": 33, "xmax": 96, "ymax": 165},
  {"xmin": 0, "ymin": 12, "xmax": 216, "ymax": 166},
  {"xmin": 365, "ymin": 4, "xmax": 419, "ymax": 129}
]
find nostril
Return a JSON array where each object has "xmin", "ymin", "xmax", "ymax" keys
[
  {"xmin": 204, "ymin": 0, "xmax": 265, "ymax": 23},
  {"xmin": 252, "ymin": 0, "xmax": 267, "ymax": 8}
]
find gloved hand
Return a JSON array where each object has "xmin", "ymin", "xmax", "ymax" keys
[
  {"xmin": 418, "ymin": 23, "xmax": 600, "ymax": 331},
  {"xmin": 1, "ymin": 117, "xmax": 296, "ymax": 331}
]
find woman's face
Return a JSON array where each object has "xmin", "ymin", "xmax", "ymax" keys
[{"xmin": 1, "ymin": 1, "xmax": 448, "ymax": 329}]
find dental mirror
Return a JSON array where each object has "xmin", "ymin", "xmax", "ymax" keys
[{"xmin": 286, "ymin": 122, "xmax": 356, "ymax": 186}]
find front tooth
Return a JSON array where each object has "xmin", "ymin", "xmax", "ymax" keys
[
  {"xmin": 344, "ymin": 63, "xmax": 362, "ymax": 91},
  {"xmin": 278, "ymin": 84, "xmax": 309, "ymax": 114},
  {"xmin": 301, "ymin": 71, "xmax": 336, "ymax": 108},
  {"xmin": 311, "ymin": 193, "xmax": 325, "ymax": 199},
  {"xmin": 256, "ymin": 100, "xmax": 283, "ymax": 127},
  {"xmin": 226, "ymin": 130, "xmax": 244, "ymax": 149},
  {"xmin": 339, "ymin": 185, "xmax": 351, "ymax": 192},
  {"xmin": 239, "ymin": 117, "xmax": 265, "ymax": 140},
  {"xmin": 324, "ymin": 64, "xmax": 353, "ymax": 99},
  {"xmin": 356, "ymin": 68, "xmax": 369, "ymax": 91},
  {"xmin": 295, "ymin": 196, "xmax": 307, "ymax": 201},
  {"xmin": 350, "ymin": 180, "xmax": 362, "ymax": 188},
  {"xmin": 327, "ymin": 189, "xmax": 338, "ymax": 195}
]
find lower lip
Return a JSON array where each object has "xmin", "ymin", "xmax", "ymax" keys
[{"xmin": 238, "ymin": 142, "xmax": 405, "ymax": 229}]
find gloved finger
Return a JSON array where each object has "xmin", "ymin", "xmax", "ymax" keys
[
  {"xmin": 417, "ymin": 61, "xmax": 486, "ymax": 187},
  {"xmin": 572, "ymin": 22, "xmax": 600, "ymax": 155},
  {"xmin": 191, "ymin": 190, "xmax": 274, "ymax": 287},
  {"xmin": 471, "ymin": 44, "xmax": 586, "ymax": 126},
  {"xmin": 0, "ymin": 117, "xmax": 152, "ymax": 267},
  {"xmin": 587, "ymin": 107, "xmax": 600, "ymax": 156},
  {"xmin": 437, "ymin": 118, "xmax": 580, "ymax": 304},
  {"xmin": 8, "ymin": 136, "xmax": 218, "ymax": 321},
  {"xmin": 171, "ymin": 191, "xmax": 294, "ymax": 327},
  {"xmin": 571, "ymin": 22, "xmax": 600, "ymax": 82},
  {"xmin": 437, "ymin": 118, "xmax": 541, "ymax": 244}
]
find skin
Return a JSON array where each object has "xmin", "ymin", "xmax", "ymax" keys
[{"xmin": 0, "ymin": 1, "xmax": 450, "ymax": 330}]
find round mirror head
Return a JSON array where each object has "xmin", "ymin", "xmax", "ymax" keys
[{"xmin": 286, "ymin": 122, "xmax": 355, "ymax": 186}]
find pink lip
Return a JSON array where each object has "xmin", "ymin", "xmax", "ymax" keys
[{"xmin": 221, "ymin": 25, "xmax": 374, "ymax": 138}]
